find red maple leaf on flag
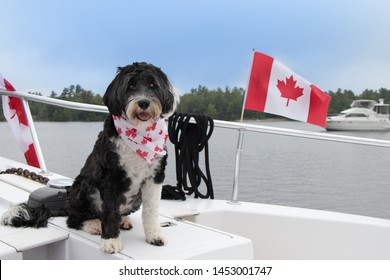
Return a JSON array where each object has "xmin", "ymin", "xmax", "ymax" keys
[{"xmin": 276, "ymin": 75, "xmax": 304, "ymax": 106}]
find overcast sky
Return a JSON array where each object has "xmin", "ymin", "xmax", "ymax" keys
[{"xmin": 1, "ymin": 0, "xmax": 390, "ymax": 96}]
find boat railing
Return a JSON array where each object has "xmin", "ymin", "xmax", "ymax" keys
[{"xmin": 2, "ymin": 89, "xmax": 390, "ymax": 203}]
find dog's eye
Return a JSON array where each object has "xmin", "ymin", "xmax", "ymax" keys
[
  {"xmin": 127, "ymin": 77, "xmax": 137, "ymax": 90},
  {"xmin": 149, "ymin": 82, "xmax": 156, "ymax": 88}
]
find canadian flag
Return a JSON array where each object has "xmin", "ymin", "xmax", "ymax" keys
[
  {"xmin": 244, "ymin": 52, "xmax": 331, "ymax": 127},
  {"xmin": 1, "ymin": 73, "xmax": 41, "ymax": 168}
]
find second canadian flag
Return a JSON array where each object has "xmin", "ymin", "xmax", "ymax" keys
[{"xmin": 244, "ymin": 52, "xmax": 331, "ymax": 128}]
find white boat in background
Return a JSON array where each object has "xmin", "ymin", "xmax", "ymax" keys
[
  {"xmin": 1, "ymin": 89, "xmax": 390, "ymax": 260},
  {"xmin": 326, "ymin": 99, "xmax": 390, "ymax": 131}
]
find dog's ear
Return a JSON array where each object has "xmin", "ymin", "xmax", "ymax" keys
[
  {"xmin": 161, "ymin": 85, "xmax": 179, "ymax": 118},
  {"xmin": 103, "ymin": 67, "xmax": 124, "ymax": 116},
  {"xmin": 151, "ymin": 67, "xmax": 179, "ymax": 117}
]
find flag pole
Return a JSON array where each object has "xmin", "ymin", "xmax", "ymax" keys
[
  {"xmin": 21, "ymin": 99, "xmax": 47, "ymax": 172},
  {"xmin": 229, "ymin": 49, "xmax": 256, "ymax": 204},
  {"xmin": 239, "ymin": 49, "xmax": 256, "ymax": 123}
]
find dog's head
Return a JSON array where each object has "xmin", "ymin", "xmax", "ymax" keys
[{"xmin": 103, "ymin": 62, "xmax": 179, "ymax": 128}]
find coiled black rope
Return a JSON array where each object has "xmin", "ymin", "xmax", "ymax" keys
[{"xmin": 162, "ymin": 113, "xmax": 214, "ymax": 200}]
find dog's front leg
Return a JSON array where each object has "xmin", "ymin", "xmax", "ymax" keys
[
  {"xmin": 100, "ymin": 199, "xmax": 123, "ymax": 253},
  {"xmin": 141, "ymin": 183, "xmax": 165, "ymax": 246}
]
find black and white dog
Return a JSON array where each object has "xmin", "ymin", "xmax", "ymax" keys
[
  {"xmin": 1, "ymin": 62, "xmax": 179, "ymax": 254},
  {"xmin": 67, "ymin": 62, "xmax": 178, "ymax": 253}
]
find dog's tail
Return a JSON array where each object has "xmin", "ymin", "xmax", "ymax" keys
[
  {"xmin": 1, "ymin": 186, "xmax": 69, "ymax": 228},
  {"xmin": 1, "ymin": 203, "xmax": 52, "ymax": 228}
]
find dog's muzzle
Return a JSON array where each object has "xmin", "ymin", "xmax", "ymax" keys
[
  {"xmin": 136, "ymin": 99, "xmax": 152, "ymax": 121},
  {"xmin": 138, "ymin": 99, "xmax": 150, "ymax": 110}
]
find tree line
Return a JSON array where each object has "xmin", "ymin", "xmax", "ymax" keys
[
  {"xmin": 1, "ymin": 85, "xmax": 390, "ymax": 122},
  {"xmin": 179, "ymin": 86, "xmax": 390, "ymax": 120},
  {"xmin": 1, "ymin": 85, "xmax": 105, "ymax": 122}
]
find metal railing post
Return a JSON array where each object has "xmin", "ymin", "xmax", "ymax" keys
[{"xmin": 229, "ymin": 128, "xmax": 245, "ymax": 204}]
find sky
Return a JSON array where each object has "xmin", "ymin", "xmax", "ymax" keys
[{"xmin": 1, "ymin": 0, "xmax": 390, "ymax": 97}]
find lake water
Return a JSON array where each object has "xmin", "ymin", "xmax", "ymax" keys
[{"xmin": 1, "ymin": 121, "xmax": 390, "ymax": 220}]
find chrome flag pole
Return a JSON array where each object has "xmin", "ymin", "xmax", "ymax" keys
[
  {"xmin": 21, "ymin": 98, "xmax": 48, "ymax": 173},
  {"xmin": 230, "ymin": 50, "xmax": 256, "ymax": 204},
  {"xmin": 229, "ymin": 128, "xmax": 245, "ymax": 204}
]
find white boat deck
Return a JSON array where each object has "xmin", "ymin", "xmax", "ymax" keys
[
  {"xmin": 3, "ymin": 155, "xmax": 390, "ymax": 259},
  {"xmin": 161, "ymin": 198, "xmax": 390, "ymax": 259}
]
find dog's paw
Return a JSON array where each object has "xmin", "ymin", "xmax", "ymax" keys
[
  {"xmin": 82, "ymin": 219, "xmax": 102, "ymax": 235},
  {"xmin": 100, "ymin": 237, "xmax": 123, "ymax": 254},
  {"xmin": 146, "ymin": 233, "xmax": 166, "ymax": 246},
  {"xmin": 120, "ymin": 216, "xmax": 132, "ymax": 230}
]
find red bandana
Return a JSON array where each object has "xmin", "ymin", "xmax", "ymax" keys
[{"xmin": 112, "ymin": 115, "xmax": 168, "ymax": 163}]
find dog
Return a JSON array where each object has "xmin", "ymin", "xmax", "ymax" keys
[
  {"xmin": 66, "ymin": 62, "xmax": 178, "ymax": 253},
  {"xmin": 1, "ymin": 62, "xmax": 179, "ymax": 254}
]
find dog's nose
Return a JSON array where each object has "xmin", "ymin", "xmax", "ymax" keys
[{"xmin": 138, "ymin": 99, "xmax": 150, "ymax": 110}]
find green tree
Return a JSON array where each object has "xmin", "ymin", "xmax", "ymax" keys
[{"xmin": 327, "ymin": 89, "xmax": 355, "ymax": 115}]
